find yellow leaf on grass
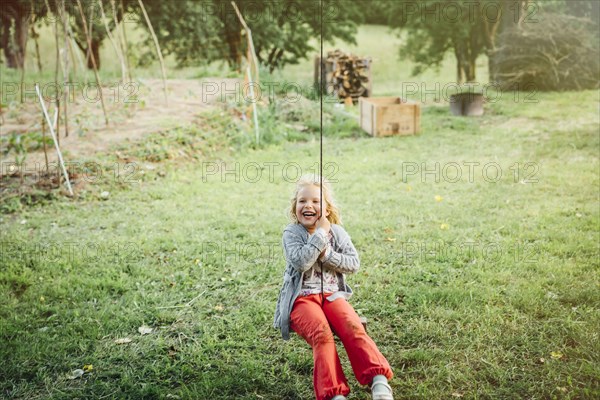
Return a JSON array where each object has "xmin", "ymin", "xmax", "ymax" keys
[
  {"xmin": 435, "ymin": 195, "xmax": 443, "ymax": 202},
  {"xmin": 115, "ymin": 338, "xmax": 132, "ymax": 345},
  {"xmin": 440, "ymin": 223, "xmax": 449, "ymax": 230},
  {"xmin": 550, "ymin": 351, "xmax": 563, "ymax": 360},
  {"xmin": 83, "ymin": 364, "xmax": 93, "ymax": 373},
  {"xmin": 384, "ymin": 237, "xmax": 396, "ymax": 242}
]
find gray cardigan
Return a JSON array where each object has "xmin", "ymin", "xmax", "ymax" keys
[{"xmin": 273, "ymin": 222, "xmax": 360, "ymax": 340}]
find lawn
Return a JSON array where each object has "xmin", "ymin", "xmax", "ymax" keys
[{"xmin": 1, "ymin": 25, "xmax": 599, "ymax": 400}]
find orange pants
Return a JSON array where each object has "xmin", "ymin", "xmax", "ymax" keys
[{"xmin": 290, "ymin": 293, "xmax": 393, "ymax": 400}]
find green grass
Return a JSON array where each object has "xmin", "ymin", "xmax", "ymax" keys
[
  {"xmin": 2, "ymin": 22, "xmax": 599, "ymax": 400},
  {"xmin": 1, "ymin": 85, "xmax": 599, "ymax": 399}
]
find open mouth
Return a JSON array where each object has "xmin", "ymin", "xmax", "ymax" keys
[{"xmin": 302, "ymin": 211, "xmax": 317, "ymax": 218}]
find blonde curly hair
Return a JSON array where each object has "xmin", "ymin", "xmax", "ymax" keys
[{"xmin": 288, "ymin": 174, "xmax": 342, "ymax": 225}]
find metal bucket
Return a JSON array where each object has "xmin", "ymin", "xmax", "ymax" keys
[{"xmin": 449, "ymin": 92, "xmax": 484, "ymax": 116}]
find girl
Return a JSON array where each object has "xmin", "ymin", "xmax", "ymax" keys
[{"xmin": 273, "ymin": 175, "xmax": 394, "ymax": 400}]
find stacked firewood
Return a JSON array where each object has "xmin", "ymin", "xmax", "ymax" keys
[{"xmin": 316, "ymin": 49, "xmax": 372, "ymax": 102}]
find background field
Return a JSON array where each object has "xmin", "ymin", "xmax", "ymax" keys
[{"xmin": 1, "ymin": 24, "xmax": 599, "ymax": 400}]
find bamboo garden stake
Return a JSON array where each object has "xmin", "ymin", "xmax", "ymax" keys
[
  {"xmin": 36, "ymin": 84, "xmax": 73, "ymax": 196},
  {"xmin": 58, "ymin": 0, "xmax": 70, "ymax": 137},
  {"xmin": 137, "ymin": 0, "xmax": 168, "ymax": 105},
  {"xmin": 99, "ymin": 0, "xmax": 126, "ymax": 82},
  {"xmin": 117, "ymin": 0, "xmax": 133, "ymax": 82},
  {"xmin": 76, "ymin": 0, "xmax": 109, "ymax": 126}
]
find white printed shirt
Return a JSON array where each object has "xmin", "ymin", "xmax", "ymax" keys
[{"xmin": 300, "ymin": 230, "xmax": 340, "ymax": 296}]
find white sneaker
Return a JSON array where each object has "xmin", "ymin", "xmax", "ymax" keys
[
  {"xmin": 371, "ymin": 375, "xmax": 394, "ymax": 400},
  {"xmin": 331, "ymin": 396, "xmax": 347, "ymax": 400}
]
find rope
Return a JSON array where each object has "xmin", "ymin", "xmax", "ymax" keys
[{"xmin": 319, "ymin": 0, "xmax": 324, "ymax": 307}]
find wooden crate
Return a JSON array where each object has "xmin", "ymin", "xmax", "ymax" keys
[{"xmin": 359, "ymin": 97, "xmax": 421, "ymax": 137}]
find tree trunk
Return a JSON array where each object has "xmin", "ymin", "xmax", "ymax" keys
[
  {"xmin": 454, "ymin": 42, "xmax": 466, "ymax": 84},
  {"xmin": 15, "ymin": 13, "xmax": 30, "ymax": 69},
  {"xmin": 1, "ymin": 20, "xmax": 20, "ymax": 68},
  {"xmin": 2, "ymin": 13, "xmax": 30, "ymax": 69},
  {"xmin": 224, "ymin": 26, "xmax": 241, "ymax": 71},
  {"xmin": 467, "ymin": 57, "xmax": 476, "ymax": 82},
  {"xmin": 76, "ymin": 38, "xmax": 102, "ymax": 70},
  {"xmin": 86, "ymin": 39, "xmax": 101, "ymax": 69},
  {"xmin": 270, "ymin": 48, "xmax": 284, "ymax": 73},
  {"xmin": 31, "ymin": 25, "xmax": 43, "ymax": 72},
  {"xmin": 488, "ymin": 50, "xmax": 498, "ymax": 83}
]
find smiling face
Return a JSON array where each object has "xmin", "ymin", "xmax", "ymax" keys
[{"xmin": 295, "ymin": 184, "xmax": 328, "ymax": 233}]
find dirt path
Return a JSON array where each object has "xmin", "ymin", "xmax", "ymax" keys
[{"xmin": 0, "ymin": 78, "xmax": 239, "ymax": 171}]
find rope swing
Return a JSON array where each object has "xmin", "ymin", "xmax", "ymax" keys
[{"xmin": 319, "ymin": 0, "xmax": 325, "ymax": 307}]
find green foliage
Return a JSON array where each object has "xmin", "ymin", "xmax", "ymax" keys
[
  {"xmin": 1, "ymin": 131, "xmax": 52, "ymax": 166},
  {"xmin": 66, "ymin": 0, "xmax": 137, "ymax": 69},
  {"xmin": 358, "ymin": 0, "xmax": 394, "ymax": 25},
  {"xmin": 387, "ymin": 0, "xmax": 496, "ymax": 82},
  {"xmin": 0, "ymin": 0, "xmax": 49, "ymax": 69},
  {"xmin": 385, "ymin": 0, "xmax": 600, "ymax": 84},
  {"xmin": 139, "ymin": 0, "xmax": 359, "ymax": 72}
]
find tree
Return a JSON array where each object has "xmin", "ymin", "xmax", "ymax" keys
[
  {"xmin": 132, "ymin": 1, "xmax": 224, "ymax": 67},
  {"xmin": 138, "ymin": 0, "xmax": 359, "ymax": 72},
  {"xmin": 385, "ymin": 0, "xmax": 535, "ymax": 83},
  {"xmin": 250, "ymin": 0, "xmax": 359, "ymax": 72},
  {"xmin": 68, "ymin": 0, "xmax": 135, "ymax": 69},
  {"xmin": 0, "ymin": 0, "xmax": 47, "ymax": 69}
]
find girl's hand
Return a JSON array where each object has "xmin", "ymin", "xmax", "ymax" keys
[{"xmin": 316, "ymin": 210, "xmax": 331, "ymax": 233}]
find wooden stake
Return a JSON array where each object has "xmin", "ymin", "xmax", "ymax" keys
[
  {"xmin": 76, "ymin": 0, "xmax": 109, "ymax": 126},
  {"xmin": 84, "ymin": 1, "xmax": 95, "ymax": 65},
  {"xmin": 31, "ymin": 25, "xmax": 43, "ymax": 73},
  {"xmin": 231, "ymin": 1, "xmax": 259, "ymax": 85},
  {"xmin": 246, "ymin": 66, "xmax": 259, "ymax": 145},
  {"xmin": 118, "ymin": 0, "xmax": 132, "ymax": 82},
  {"xmin": 41, "ymin": 114, "xmax": 49, "ymax": 172},
  {"xmin": 111, "ymin": 0, "xmax": 130, "ymax": 82},
  {"xmin": 231, "ymin": 1, "xmax": 260, "ymax": 144},
  {"xmin": 98, "ymin": 0, "xmax": 126, "ymax": 82},
  {"xmin": 69, "ymin": 29, "xmax": 86, "ymax": 80},
  {"xmin": 19, "ymin": 58, "xmax": 25, "ymax": 104},
  {"xmin": 137, "ymin": 0, "xmax": 168, "ymax": 105},
  {"xmin": 56, "ymin": 98, "xmax": 61, "ymax": 146},
  {"xmin": 42, "ymin": 0, "xmax": 60, "ymax": 137},
  {"xmin": 58, "ymin": 0, "xmax": 70, "ymax": 137}
]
